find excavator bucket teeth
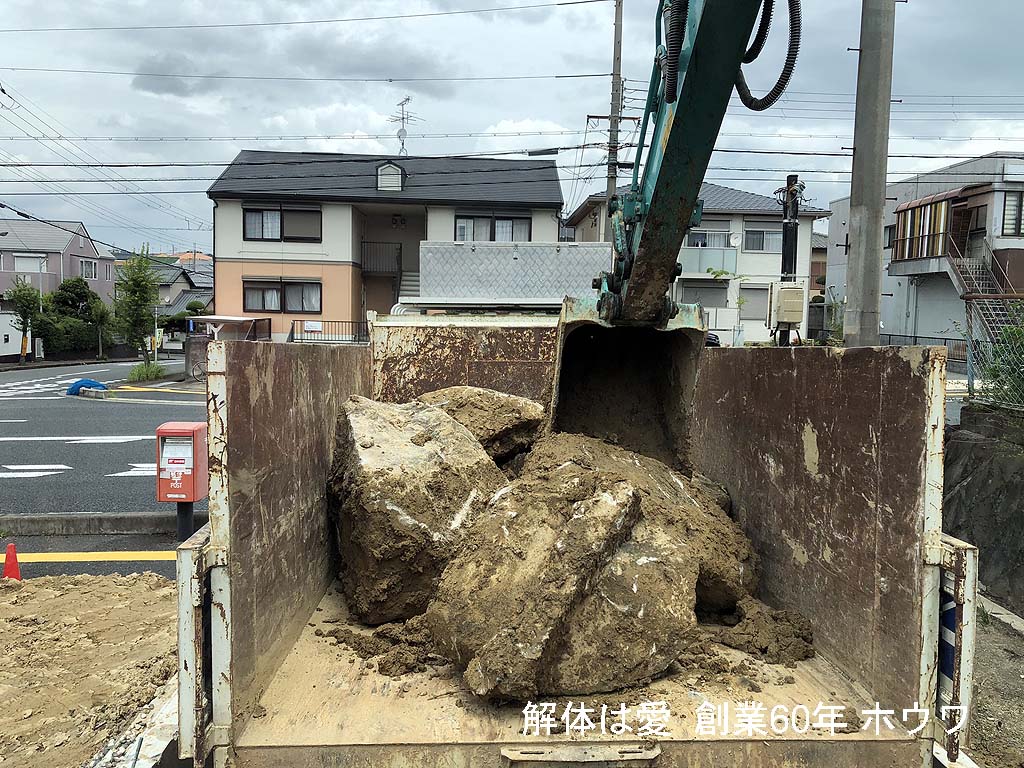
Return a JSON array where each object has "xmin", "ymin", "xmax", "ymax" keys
[{"xmin": 548, "ymin": 296, "xmax": 707, "ymax": 472}]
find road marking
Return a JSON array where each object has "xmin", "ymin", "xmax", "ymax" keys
[
  {"xmin": 3, "ymin": 464, "xmax": 72, "ymax": 470},
  {"xmin": 107, "ymin": 463, "xmax": 158, "ymax": 478},
  {"xmin": 0, "ymin": 470, "xmax": 65, "ymax": 478},
  {"xmin": 117, "ymin": 385, "xmax": 202, "ymax": 395},
  {"xmin": 0, "ymin": 419, "xmax": 26, "ymax": 423},
  {"xmin": 0, "ymin": 396, "xmax": 63, "ymax": 401},
  {"xmin": 3, "ymin": 551, "xmax": 177, "ymax": 563},
  {"xmin": 0, "ymin": 435, "xmax": 155, "ymax": 443}
]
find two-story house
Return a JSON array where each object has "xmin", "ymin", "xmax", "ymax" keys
[
  {"xmin": 828, "ymin": 152, "xmax": 1024, "ymax": 353},
  {"xmin": 207, "ymin": 151, "xmax": 563, "ymax": 341},
  {"xmin": 0, "ymin": 219, "xmax": 116, "ymax": 303},
  {"xmin": 567, "ymin": 182, "xmax": 829, "ymax": 344}
]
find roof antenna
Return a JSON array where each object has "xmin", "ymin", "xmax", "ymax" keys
[{"xmin": 388, "ymin": 96, "xmax": 420, "ymax": 157}]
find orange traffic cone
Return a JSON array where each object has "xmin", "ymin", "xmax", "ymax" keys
[{"xmin": 2, "ymin": 543, "xmax": 21, "ymax": 581}]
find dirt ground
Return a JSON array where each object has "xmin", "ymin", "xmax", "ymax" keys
[
  {"xmin": 971, "ymin": 610, "xmax": 1024, "ymax": 767},
  {"xmin": 0, "ymin": 573, "xmax": 177, "ymax": 768}
]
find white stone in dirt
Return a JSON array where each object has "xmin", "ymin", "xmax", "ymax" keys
[
  {"xmin": 418, "ymin": 386, "xmax": 545, "ymax": 462},
  {"xmin": 328, "ymin": 395, "xmax": 507, "ymax": 625}
]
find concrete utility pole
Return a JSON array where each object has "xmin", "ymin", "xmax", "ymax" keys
[
  {"xmin": 603, "ymin": 0, "xmax": 624, "ymax": 242},
  {"xmin": 778, "ymin": 174, "xmax": 801, "ymax": 347},
  {"xmin": 844, "ymin": 0, "xmax": 896, "ymax": 347}
]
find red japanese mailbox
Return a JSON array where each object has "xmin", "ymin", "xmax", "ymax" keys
[{"xmin": 156, "ymin": 422, "xmax": 208, "ymax": 539}]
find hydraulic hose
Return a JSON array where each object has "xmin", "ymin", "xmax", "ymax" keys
[
  {"xmin": 743, "ymin": 0, "xmax": 774, "ymax": 64},
  {"xmin": 663, "ymin": 0, "xmax": 688, "ymax": 104},
  {"xmin": 735, "ymin": 0, "xmax": 801, "ymax": 112}
]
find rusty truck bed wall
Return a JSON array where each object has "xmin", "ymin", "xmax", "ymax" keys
[
  {"xmin": 690, "ymin": 346, "xmax": 945, "ymax": 711},
  {"xmin": 371, "ymin": 315, "xmax": 557, "ymax": 403},
  {"xmin": 209, "ymin": 341, "xmax": 372, "ymax": 733}
]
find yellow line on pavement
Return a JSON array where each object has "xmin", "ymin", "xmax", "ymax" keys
[
  {"xmin": 3, "ymin": 551, "xmax": 177, "ymax": 563},
  {"xmin": 117, "ymin": 385, "xmax": 202, "ymax": 395}
]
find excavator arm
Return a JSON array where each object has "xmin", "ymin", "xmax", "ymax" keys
[{"xmin": 551, "ymin": 0, "xmax": 801, "ymax": 468}]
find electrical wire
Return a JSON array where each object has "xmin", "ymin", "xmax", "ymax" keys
[
  {"xmin": 735, "ymin": 0, "xmax": 801, "ymax": 111},
  {"xmin": 0, "ymin": 1, "xmax": 611, "ymax": 33}
]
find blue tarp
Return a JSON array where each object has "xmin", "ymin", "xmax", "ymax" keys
[{"xmin": 66, "ymin": 379, "xmax": 108, "ymax": 396}]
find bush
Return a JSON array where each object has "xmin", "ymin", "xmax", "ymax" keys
[
  {"xmin": 128, "ymin": 362, "xmax": 166, "ymax": 382},
  {"xmin": 34, "ymin": 314, "xmax": 99, "ymax": 357}
]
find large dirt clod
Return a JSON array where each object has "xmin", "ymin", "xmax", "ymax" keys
[
  {"xmin": 328, "ymin": 395, "xmax": 507, "ymax": 625},
  {"xmin": 418, "ymin": 386, "xmax": 545, "ymax": 462}
]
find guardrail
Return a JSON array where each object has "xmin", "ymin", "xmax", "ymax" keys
[{"xmin": 290, "ymin": 320, "xmax": 369, "ymax": 344}]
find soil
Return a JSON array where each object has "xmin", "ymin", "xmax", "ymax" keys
[
  {"xmin": 971, "ymin": 611, "xmax": 1024, "ymax": 767},
  {"xmin": 418, "ymin": 386, "xmax": 545, "ymax": 463},
  {"xmin": 0, "ymin": 573, "xmax": 177, "ymax": 768},
  {"xmin": 702, "ymin": 596, "xmax": 815, "ymax": 665}
]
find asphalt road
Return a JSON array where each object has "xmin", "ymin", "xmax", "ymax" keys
[
  {"xmin": 7, "ymin": 533, "xmax": 177, "ymax": 579},
  {"xmin": 0, "ymin": 358, "xmax": 206, "ymax": 518}
]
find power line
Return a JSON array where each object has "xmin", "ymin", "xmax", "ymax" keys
[
  {"xmin": 0, "ymin": 1, "xmax": 610, "ymax": 33},
  {"xmin": 0, "ymin": 201, "xmax": 212, "ymax": 278},
  {"xmin": 0, "ymin": 66, "xmax": 610, "ymax": 84},
  {"xmin": 0, "ymin": 129, "xmax": 594, "ymax": 143}
]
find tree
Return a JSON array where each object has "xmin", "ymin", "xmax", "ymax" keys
[
  {"xmin": 186, "ymin": 300, "xmax": 207, "ymax": 315},
  {"xmin": 49, "ymin": 277, "xmax": 101, "ymax": 321},
  {"xmin": 90, "ymin": 299, "xmax": 113, "ymax": 359},
  {"xmin": 4, "ymin": 276, "xmax": 40, "ymax": 364},
  {"xmin": 114, "ymin": 248, "xmax": 159, "ymax": 364}
]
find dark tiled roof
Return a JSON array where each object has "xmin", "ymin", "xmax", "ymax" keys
[
  {"xmin": 207, "ymin": 150, "xmax": 563, "ymax": 209},
  {"xmin": 159, "ymin": 289, "xmax": 213, "ymax": 316},
  {"xmin": 0, "ymin": 219, "xmax": 103, "ymax": 253},
  {"xmin": 812, "ymin": 232, "xmax": 829, "ymax": 250},
  {"xmin": 567, "ymin": 181, "xmax": 829, "ymax": 225}
]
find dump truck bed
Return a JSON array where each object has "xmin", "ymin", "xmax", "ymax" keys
[
  {"xmin": 234, "ymin": 586, "xmax": 917, "ymax": 767},
  {"xmin": 178, "ymin": 319, "xmax": 979, "ymax": 768}
]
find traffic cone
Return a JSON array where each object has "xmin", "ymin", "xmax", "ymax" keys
[{"xmin": 2, "ymin": 543, "xmax": 21, "ymax": 581}]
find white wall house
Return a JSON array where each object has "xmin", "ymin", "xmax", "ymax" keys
[
  {"xmin": 567, "ymin": 182, "xmax": 829, "ymax": 344},
  {"xmin": 828, "ymin": 152, "xmax": 1024, "ymax": 347}
]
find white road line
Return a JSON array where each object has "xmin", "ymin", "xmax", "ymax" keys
[
  {"xmin": 0, "ymin": 470, "xmax": 64, "ymax": 478},
  {"xmin": 107, "ymin": 463, "xmax": 158, "ymax": 478},
  {"xmin": 0, "ymin": 396, "xmax": 63, "ymax": 401},
  {"xmin": 3, "ymin": 464, "xmax": 72, "ymax": 470},
  {"xmin": 0, "ymin": 419, "xmax": 27, "ymax": 423},
  {"xmin": 0, "ymin": 435, "xmax": 155, "ymax": 443},
  {"xmin": 0, "ymin": 370, "xmax": 110, "ymax": 387}
]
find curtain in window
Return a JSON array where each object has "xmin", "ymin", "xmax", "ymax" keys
[
  {"xmin": 284, "ymin": 283, "xmax": 322, "ymax": 312},
  {"xmin": 494, "ymin": 219, "xmax": 514, "ymax": 242},
  {"xmin": 455, "ymin": 218, "xmax": 472, "ymax": 241},
  {"xmin": 473, "ymin": 218, "xmax": 491, "ymax": 241},
  {"xmin": 512, "ymin": 219, "xmax": 531, "ymax": 242},
  {"xmin": 302, "ymin": 282, "xmax": 321, "ymax": 312},
  {"xmin": 1004, "ymin": 192, "xmax": 1022, "ymax": 237},
  {"xmin": 263, "ymin": 286, "xmax": 280, "ymax": 311},
  {"xmin": 740, "ymin": 288, "xmax": 769, "ymax": 320},
  {"xmin": 244, "ymin": 287, "xmax": 262, "ymax": 310},
  {"xmin": 262, "ymin": 210, "xmax": 281, "ymax": 240},
  {"xmin": 244, "ymin": 210, "xmax": 264, "ymax": 239}
]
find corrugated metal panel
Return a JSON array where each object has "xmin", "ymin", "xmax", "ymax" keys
[{"xmin": 419, "ymin": 241, "xmax": 611, "ymax": 300}]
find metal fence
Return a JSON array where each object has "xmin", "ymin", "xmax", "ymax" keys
[
  {"xmin": 964, "ymin": 298, "xmax": 1024, "ymax": 408},
  {"xmin": 879, "ymin": 334, "xmax": 967, "ymax": 363},
  {"xmin": 290, "ymin": 320, "xmax": 369, "ymax": 344}
]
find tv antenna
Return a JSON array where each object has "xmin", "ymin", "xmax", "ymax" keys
[{"xmin": 388, "ymin": 96, "xmax": 421, "ymax": 156}]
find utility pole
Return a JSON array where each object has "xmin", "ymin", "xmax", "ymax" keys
[
  {"xmin": 844, "ymin": 0, "xmax": 896, "ymax": 347},
  {"xmin": 778, "ymin": 174, "xmax": 801, "ymax": 347},
  {"xmin": 603, "ymin": 0, "xmax": 624, "ymax": 242}
]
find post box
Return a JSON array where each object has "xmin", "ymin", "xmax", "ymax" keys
[{"xmin": 156, "ymin": 422, "xmax": 209, "ymax": 503}]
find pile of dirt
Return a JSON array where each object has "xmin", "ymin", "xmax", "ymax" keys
[
  {"xmin": 0, "ymin": 573, "xmax": 176, "ymax": 768},
  {"xmin": 328, "ymin": 388, "xmax": 814, "ymax": 701}
]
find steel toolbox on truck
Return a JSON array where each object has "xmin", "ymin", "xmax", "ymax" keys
[{"xmin": 177, "ymin": 316, "xmax": 980, "ymax": 768}]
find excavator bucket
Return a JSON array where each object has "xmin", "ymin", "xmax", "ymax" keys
[{"xmin": 548, "ymin": 295, "xmax": 707, "ymax": 472}]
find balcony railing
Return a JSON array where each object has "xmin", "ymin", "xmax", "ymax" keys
[
  {"xmin": 362, "ymin": 242, "xmax": 402, "ymax": 275},
  {"xmin": 678, "ymin": 246, "xmax": 738, "ymax": 275},
  {"xmin": 290, "ymin": 319, "xmax": 369, "ymax": 344}
]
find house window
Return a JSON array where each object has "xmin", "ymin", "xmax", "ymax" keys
[
  {"xmin": 243, "ymin": 205, "xmax": 321, "ymax": 242},
  {"xmin": 455, "ymin": 214, "xmax": 531, "ymax": 242},
  {"xmin": 283, "ymin": 281, "xmax": 322, "ymax": 313},
  {"xmin": 78, "ymin": 235, "xmax": 84, "ymax": 247},
  {"xmin": 243, "ymin": 282, "xmax": 281, "ymax": 312},
  {"xmin": 377, "ymin": 163, "xmax": 403, "ymax": 192},
  {"xmin": 13, "ymin": 254, "xmax": 46, "ymax": 273},
  {"xmin": 743, "ymin": 230, "xmax": 783, "ymax": 253},
  {"xmin": 1003, "ymin": 191, "xmax": 1023, "ymax": 237},
  {"xmin": 243, "ymin": 280, "xmax": 321, "ymax": 313},
  {"xmin": 884, "ymin": 224, "xmax": 897, "ymax": 250},
  {"xmin": 105, "ymin": 262, "xmax": 112, "ymax": 281},
  {"xmin": 80, "ymin": 260, "xmax": 98, "ymax": 279},
  {"xmin": 739, "ymin": 286, "xmax": 769, "ymax": 321},
  {"xmin": 686, "ymin": 230, "xmax": 730, "ymax": 248}
]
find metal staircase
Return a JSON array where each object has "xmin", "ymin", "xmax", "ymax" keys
[{"xmin": 945, "ymin": 236, "xmax": 1017, "ymax": 342}]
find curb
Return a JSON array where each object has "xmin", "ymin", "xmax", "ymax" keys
[
  {"xmin": 980, "ymin": 595, "xmax": 1024, "ymax": 636},
  {"xmin": 0, "ymin": 512, "xmax": 210, "ymax": 536}
]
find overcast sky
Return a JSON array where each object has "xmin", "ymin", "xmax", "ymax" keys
[{"xmin": 0, "ymin": 0, "xmax": 1021, "ymax": 253}]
